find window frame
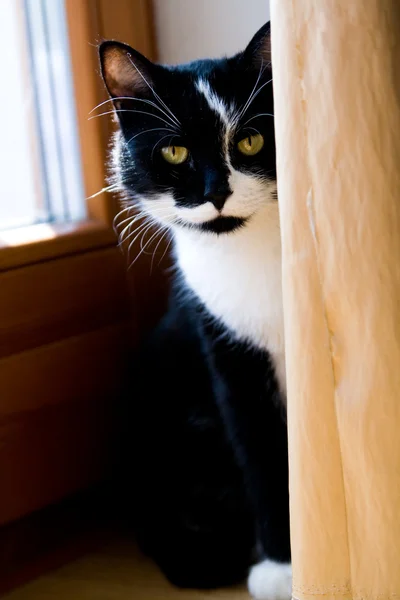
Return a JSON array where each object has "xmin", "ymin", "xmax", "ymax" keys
[{"xmin": 0, "ymin": 0, "xmax": 156, "ymax": 270}]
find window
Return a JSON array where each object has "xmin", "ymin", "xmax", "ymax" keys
[{"xmin": 0, "ymin": 0, "xmax": 85, "ymax": 231}]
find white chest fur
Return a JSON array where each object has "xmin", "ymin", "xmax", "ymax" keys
[{"xmin": 174, "ymin": 203, "xmax": 286, "ymax": 394}]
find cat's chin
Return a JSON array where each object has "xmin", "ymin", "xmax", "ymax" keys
[{"xmin": 176, "ymin": 216, "xmax": 248, "ymax": 235}]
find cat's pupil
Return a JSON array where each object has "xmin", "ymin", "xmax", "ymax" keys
[
  {"xmin": 172, "ymin": 146, "xmax": 176, "ymax": 156},
  {"xmin": 248, "ymin": 136, "xmax": 252, "ymax": 146}
]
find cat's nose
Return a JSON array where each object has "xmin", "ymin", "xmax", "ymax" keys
[{"xmin": 204, "ymin": 187, "xmax": 232, "ymax": 211}]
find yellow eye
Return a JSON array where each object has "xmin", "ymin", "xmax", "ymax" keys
[
  {"xmin": 161, "ymin": 145, "xmax": 189, "ymax": 164},
  {"xmin": 237, "ymin": 133, "xmax": 264, "ymax": 156}
]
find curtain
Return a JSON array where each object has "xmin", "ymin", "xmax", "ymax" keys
[{"xmin": 271, "ymin": 2, "xmax": 400, "ymax": 599}]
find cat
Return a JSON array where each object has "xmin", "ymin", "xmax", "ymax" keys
[{"xmin": 99, "ymin": 22, "xmax": 291, "ymax": 600}]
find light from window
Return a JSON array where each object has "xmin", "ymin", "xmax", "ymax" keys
[{"xmin": 0, "ymin": 0, "xmax": 85, "ymax": 231}]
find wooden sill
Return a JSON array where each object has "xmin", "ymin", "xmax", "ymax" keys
[{"xmin": 0, "ymin": 220, "xmax": 117, "ymax": 272}]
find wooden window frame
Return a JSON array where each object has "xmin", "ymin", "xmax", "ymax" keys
[{"xmin": 0, "ymin": 0, "xmax": 156, "ymax": 272}]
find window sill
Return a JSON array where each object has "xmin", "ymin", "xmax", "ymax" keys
[{"xmin": 0, "ymin": 220, "xmax": 117, "ymax": 272}]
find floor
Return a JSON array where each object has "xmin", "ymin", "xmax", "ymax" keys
[{"xmin": 3, "ymin": 538, "xmax": 250, "ymax": 600}]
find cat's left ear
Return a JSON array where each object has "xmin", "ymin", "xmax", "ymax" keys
[
  {"xmin": 99, "ymin": 40, "xmax": 155, "ymax": 101},
  {"xmin": 243, "ymin": 22, "xmax": 271, "ymax": 69}
]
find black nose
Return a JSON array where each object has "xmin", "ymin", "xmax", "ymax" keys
[
  {"xmin": 205, "ymin": 193, "xmax": 229, "ymax": 211},
  {"xmin": 204, "ymin": 186, "xmax": 232, "ymax": 211}
]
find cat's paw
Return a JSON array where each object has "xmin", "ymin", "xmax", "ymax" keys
[{"xmin": 247, "ymin": 559, "xmax": 292, "ymax": 600}]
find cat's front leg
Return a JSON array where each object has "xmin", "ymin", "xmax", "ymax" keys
[{"xmin": 205, "ymin": 331, "xmax": 292, "ymax": 600}]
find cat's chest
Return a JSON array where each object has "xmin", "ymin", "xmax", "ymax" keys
[{"xmin": 174, "ymin": 215, "xmax": 286, "ymax": 392}]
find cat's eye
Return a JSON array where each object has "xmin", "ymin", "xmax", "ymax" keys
[
  {"xmin": 161, "ymin": 145, "xmax": 189, "ymax": 165},
  {"xmin": 237, "ymin": 134, "xmax": 264, "ymax": 156}
]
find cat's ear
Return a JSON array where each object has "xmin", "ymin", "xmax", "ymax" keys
[
  {"xmin": 99, "ymin": 41, "xmax": 155, "ymax": 100},
  {"xmin": 243, "ymin": 22, "xmax": 271, "ymax": 69}
]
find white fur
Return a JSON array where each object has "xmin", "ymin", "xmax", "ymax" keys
[
  {"xmin": 139, "ymin": 80, "xmax": 286, "ymax": 395},
  {"xmin": 196, "ymin": 77, "xmax": 238, "ymax": 163},
  {"xmin": 177, "ymin": 201, "xmax": 218, "ymax": 223},
  {"xmin": 196, "ymin": 78, "xmax": 232, "ymax": 127},
  {"xmin": 248, "ymin": 560, "xmax": 292, "ymax": 600},
  {"xmin": 173, "ymin": 196, "xmax": 286, "ymax": 395}
]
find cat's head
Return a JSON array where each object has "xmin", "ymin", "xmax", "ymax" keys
[{"xmin": 99, "ymin": 23, "xmax": 275, "ymax": 236}]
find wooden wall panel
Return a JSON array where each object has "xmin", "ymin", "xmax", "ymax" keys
[
  {"xmin": 64, "ymin": 0, "xmax": 109, "ymax": 220},
  {"xmin": 0, "ymin": 324, "xmax": 128, "ymax": 525},
  {"xmin": 0, "ymin": 222, "xmax": 115, "ymax": 272},
  {"xmin": 0, "ymin": 248, "xmax": 129, "ymax": 360}
]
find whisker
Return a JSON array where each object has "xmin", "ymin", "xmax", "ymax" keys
[
  {"xmin": 118, "ymin": 211, "xmax": 174, "ymax": 246},
  {"xmin": 89, "ymin": 108, "xmax": 179, "ymax": 130},
  {"xmin": 151, "ymin": 224, "xmax": 169, "ymax": 258},
  {"xmin": 127, "ymin": 220, "xmax": 156, "ymax": 261},
  {"xmin": 239, "ymin": 112, "xmax": 274, "ymax": 130},
  {"xmin": 134, "ymin": 98, "xmax": 179, "ymax": 128},
  {"xmin": 87, "ymin": 183, "xmax": 120, "ymax": 200},
  {"xmin": 150, "ymin": 227, "xmax": 171, "ymax": 274},
  {"xmin": 115, "ymin": 211, "xmax": 147, "ymax": 232},
  {"xmin": 239, "ymin": 78, "xmax": 273, "ymax": 120},
  {"xmin": 115, "ymin": 205, "xmax": 177, "ymax": 229},
  {"xmin": 159, "ymin": 234, "xmax": 173, "ymax": 266},
  {"xmin": 114, "ymin": 209, "xmax": 139, "ymax": 236},
  {"xmin": 124, "ymin": 219, "xmax": 155, "ymax": 253},
  {"xmin": 115, "ymin": 206, "xmax": 163, "ymax": 225},
  {"xmin": 112, "ymin": 205, "xmax": 137, "ymax": 229},
  {"xmin": 89, "ymin": 96, "xmax": 133, "ymax": 114},
  {"xmin": 141, "ymin": 222, "xmax": 166, "ymax": 255},
  {"xmin": 151, "ymin": 133, "xmax": 179, "ymax": 162},
  {"xmin": 121, "ymin": 211, "xmax": 176, "ymax": 251},
  {"xmin": 129, "ymin": 223, "xmax": 166, "ymax": 271},
  {"xmin": 125, "ymin": 56, "xmax": 181, "ymax": 128},
  {"xmin": 241, "ymin": 125, "xmax": 262, "ymax": 136},
  {"xmin": 119, "ymin": 212, "xmax": 159, "ymax": 241},
  {"xmin": 90, "ymin": 96, "xmax": 180, "ymax": 130},
  {"xmin": 237, "ymin": 60, "xmax": 266, "ymax": 121},
  {"xmin": 118, "ymin": 213, "xmax": 149, "ymax": 242},
  {"xmin": 126, "ymin": 127, "xmax": 176, "ymax": 146}
]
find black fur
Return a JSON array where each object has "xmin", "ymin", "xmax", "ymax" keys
[
  {"xmin": 100, "ymin": 21, "xmax": 290, "ymax": 590},
  {"xmin": 125, "ymin": 283, "xmax": 289, "ymax": 589}
]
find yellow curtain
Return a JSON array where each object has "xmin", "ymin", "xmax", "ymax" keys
[{"xmin": 271, "ymin": 2, "xmax": 400, "ymax": 599}]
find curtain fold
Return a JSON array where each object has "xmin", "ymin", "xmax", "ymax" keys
[{"xmin": 271, "ymin": 2, "xmax": 400, "ymax": 599}]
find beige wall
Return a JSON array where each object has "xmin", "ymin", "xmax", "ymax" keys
[{"xmin": 153, "ymin": 0, "xmax": 270, "ymax": 64}]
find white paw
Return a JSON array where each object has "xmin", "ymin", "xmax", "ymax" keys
[{"xmin": 247, "ymin": 559, "xmax": 292, "ymax": 600}]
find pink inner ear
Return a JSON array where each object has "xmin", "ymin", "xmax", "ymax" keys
[
  {"xmin": 260, "ymin": 37, "xmax": 271, "ymax": 66},
  {"xmin": 253, "ymin": 36, "xmax": 271, "ymax": 69},
  {"xmin": 103, "ymin": 47, "xmax": 150, "ymax": 98}
]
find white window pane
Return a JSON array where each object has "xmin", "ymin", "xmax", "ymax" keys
[
  {"xmin": 0, "ymin": 0, "xmax": 86, "ymax": 232},
  {"xmin": 0, "ymin": 0, "xmax": 43, "ymax": 229}
]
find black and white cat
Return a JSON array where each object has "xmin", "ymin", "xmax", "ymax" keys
[{"xmin": 99, "ymin": 22, "xmax": 291, "ymax": 600}]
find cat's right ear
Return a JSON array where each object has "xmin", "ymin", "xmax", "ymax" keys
[
  {"xmin": 243, "ymin": 22, "xmax": 271, "ymax": 69},
  {"xmin": 99, "ymin": 41, "xmax": 154, "ymax": 101}
]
